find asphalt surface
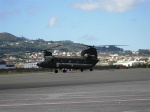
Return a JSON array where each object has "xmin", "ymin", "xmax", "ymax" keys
[{"xmin": 0, "ymin": 68, "xmax": 150, "ymax": 112}]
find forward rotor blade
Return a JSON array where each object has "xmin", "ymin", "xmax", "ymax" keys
[{"xmin": 40, "ymin": 44, "xmax": 61, "ymax": 51}]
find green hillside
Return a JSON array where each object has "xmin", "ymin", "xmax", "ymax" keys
[
  {"xmin": 0, "ymin": 32, "xmax": 26, "ymax": 42},
  {"xmin": 0, "ymin": 32, "xmax": 84, "ymax": 55},
  {"xmin": 0, "ymin": 32, "xmax": 124, "ymax": 56}
]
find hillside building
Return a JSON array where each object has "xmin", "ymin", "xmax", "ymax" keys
[
  {"xmin": 0, "ymin": 60, "xmax": 6, "ymax": 69},
  {"xmin": 23, "ymin": 62, "xmax": 38, "ymax": 68},
  {"xmin": 0, "ymin": 60, "xmax": 15, "ymax": 69}
]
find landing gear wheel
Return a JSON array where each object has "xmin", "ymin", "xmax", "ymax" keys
[
  {"xmin": 55, "ymin": 69, "xmax": 58, "ymax": 73},
  {"xmin": 63, "ymin": 69, "xmax": 67, "ymax": 73},
  {"xmin": 90, "ymin": 68, "xmax": 93, "ymax": 71},
  {"xmin": 81, "ymin": 69, "xmax": 83, "ymax": 72}
]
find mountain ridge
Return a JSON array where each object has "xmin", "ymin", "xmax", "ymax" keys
[
  {"xmin": 0, "ymin": 32, "xmax": 124, "ymax": 55},
  {"xmin": 0, "ymin": 32, "xmax": 85, "ymax": 55},
  {"xmin": 0, "ymin": 32, "xmax": 26, "ymax": 42}
]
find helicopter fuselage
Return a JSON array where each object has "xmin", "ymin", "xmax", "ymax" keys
[
  {"xmin": 37, "ymin": 45, "xmax": 99, "ymax": 73},
  {"xmin": 37, "ymin": 56, "xmax": 99, "ymax": 70}
]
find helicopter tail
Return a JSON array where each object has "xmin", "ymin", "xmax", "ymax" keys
[{"xmin": 81, "ymin": 46, "xmax": 97, "ymax": 58}]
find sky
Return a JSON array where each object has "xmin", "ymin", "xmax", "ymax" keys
[{"xmin": 0, "ymin": 0, "xmax": 150, "ymax": 51}]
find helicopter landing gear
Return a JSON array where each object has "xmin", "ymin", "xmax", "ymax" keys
[
  {"xmin": 63, "ymin": 69, "xmax": 67, "ymax": 73},
  {"xmin": 90, "ymin": 68, "xmax": 93, "ymax": 71},
  {"xmin": 55, "ymin": 69, "xmax": 58, "ymax": 73}
]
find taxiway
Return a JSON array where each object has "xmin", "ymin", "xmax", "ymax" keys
[{"xmin": 0, "ymin": 68, "xmax": 150, "ymax": 112}]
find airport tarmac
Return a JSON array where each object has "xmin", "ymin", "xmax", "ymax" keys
[{"xmin": 0, "ymin": 68, "xmax": 150, "ymax": 112}]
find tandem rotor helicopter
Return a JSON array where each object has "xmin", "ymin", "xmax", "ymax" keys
[{"xmin": 37, "ymin": 44, "xmax": 99, "ymax": 73}]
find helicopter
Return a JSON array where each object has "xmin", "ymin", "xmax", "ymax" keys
[{"xmin": 37, "ymin": 44, "xmax": 99, "ymax": 73}]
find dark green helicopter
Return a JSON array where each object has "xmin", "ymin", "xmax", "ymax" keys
[{"xmin": 37, "ymin": 45, "xmax": 99, "ymax": 73}]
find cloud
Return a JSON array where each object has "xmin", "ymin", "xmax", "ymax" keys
[
  {"xmin": 0, "ymin": 9, "xmax": 20, "ymax": 20},
  {"xmin": 73, "ymin": 1, "xmax": 100, "ymax": 11},
  {"xmin": 49, "ymin": 16, "xmax": 57, "ymax": 27},
  {"xmin": 100, "ymin": 0, "xmax": 140, "ymax": 12},
  {"xmin": 27, "ymin": 6, "xmax": 39, "ymax": 15},
  {"xmin": 2, "ymin": 0, "xmax": 18, "ymax": 6},
  {"xmin": 73, "ymin": 0, "xmax": 148, "ymax": 13},
  {"xmin": 80, "ymin": 34, "xmax": 98, "ymax": 42}
]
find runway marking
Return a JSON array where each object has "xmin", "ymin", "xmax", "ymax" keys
[{"xmin": 0, "ymin": 98, "xmax": 150, "ymax": 107}]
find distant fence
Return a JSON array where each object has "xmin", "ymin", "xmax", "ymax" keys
[
  {"xmin": 0, "ymin": 68, "xmax": 52, "ymax": 75},
  {"xmin": 94, "ymin": 65, "xmax": 120, "ymax": 70},
  {"xmin": 94, "ymin": 64, "xmax": 150, "ymax": 70},
  {"xmin": 0, "ymin": 64, "xmax": 150, "ymax": 75}
]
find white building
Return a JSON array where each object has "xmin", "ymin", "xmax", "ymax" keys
[
  {"xmin": 24, "ymin": 62, "xmax": 38, "ymax": 68},
  {"xmin": 113, "ymin": 60, "xmax": 145, "ymax": 67},
  {"xmin": 0, "ymin": 61, "xmax": 6, "ymax": 69},
  {"xmin": 0, "ymin": 61, "xmax": 15, "ymax": 69}
]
